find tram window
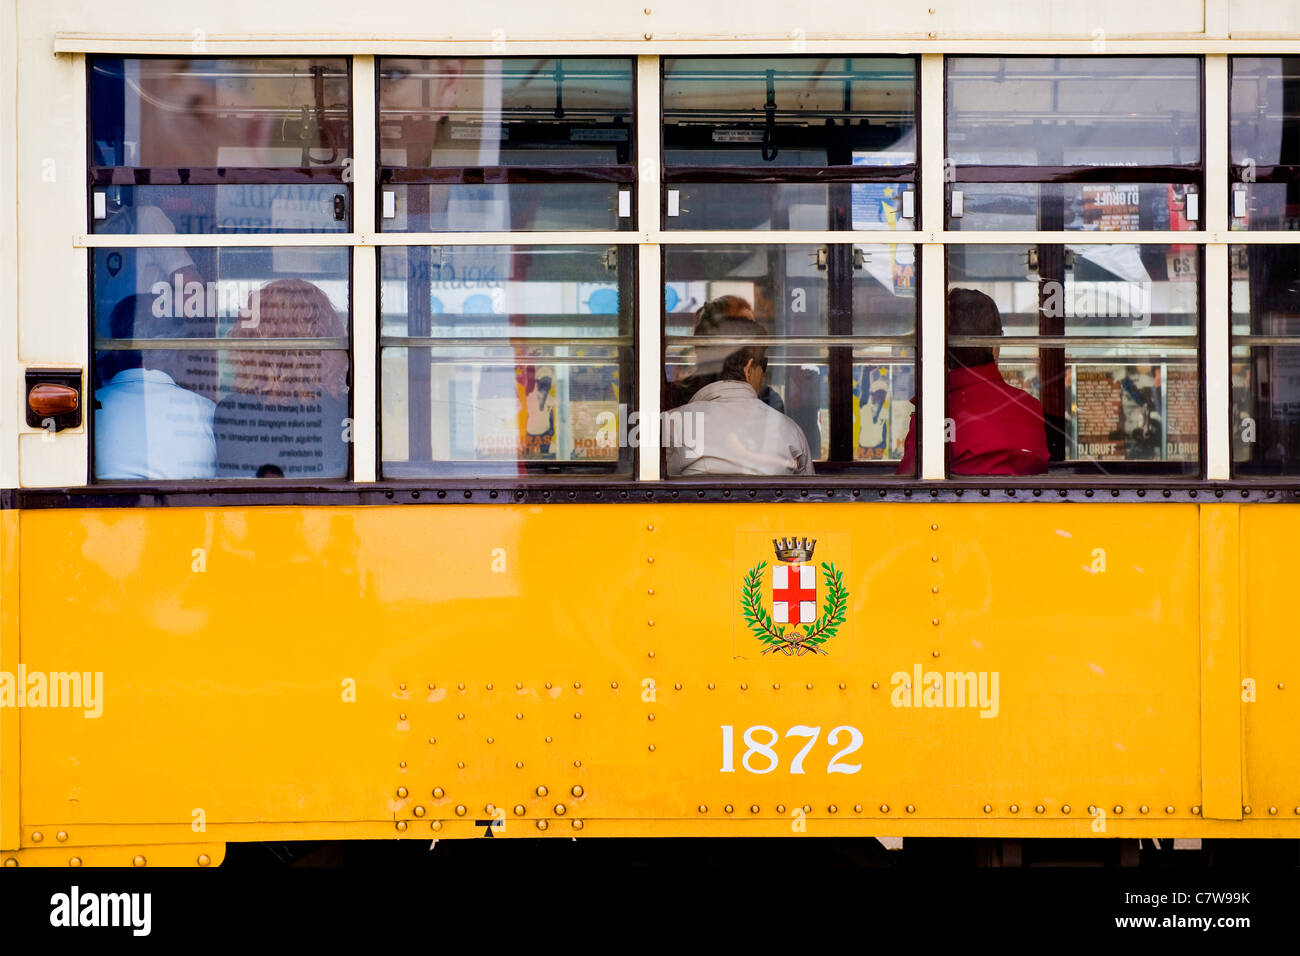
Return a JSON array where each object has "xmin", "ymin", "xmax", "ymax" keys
[
  {"xmin": 661, "ymin": 57, "xmax": 916, "ymax": 231},
  {"xmin": 1230, "ymin": 58, "xmax": 1300, "ymax": 231},
  {"xmin": 377, "ymin": 58, "xmax": 635, "ymax": 232},
  {"xmin": 89, "ymin": 58, "xmax": 352, "ymax": 235},
  {"xmin": 1229, "ymin": 245, "xmax": 1300, "ymax": 474},
  {"xmin": 664, "ymin": 243, "xmax": 916, "ymax": 475},
  {"xmin": 91, "ymin": 248, "xmax": 352, "ymax": 481},
  {"xmin": 943, "ymin": 244, "xmax": 1200, "ymax": 477},
  {"xmin": 946, "ymin": 57, "xmax": 1202, "ymax": 232},
  {"xmin": 379, "ymin": 245, "xmax": 633, "ymax": 477}
]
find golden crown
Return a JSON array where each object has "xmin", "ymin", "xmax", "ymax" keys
[{"xmin": 773, "ymin": 536, "xmax": 816, "ymax": 563}]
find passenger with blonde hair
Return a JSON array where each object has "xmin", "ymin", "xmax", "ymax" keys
[{"xmin": 214, "ymin": 279, "xmax": 350, "ymax": 478}]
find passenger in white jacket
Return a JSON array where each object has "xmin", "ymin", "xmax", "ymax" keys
[{"xmin": 666, "ymin": 312, "xmax": 814, "ymax": 476}]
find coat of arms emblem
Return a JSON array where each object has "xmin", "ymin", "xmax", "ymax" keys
[{"xmin": 741, "ymin": 537, "xmax": 848, "ymax": 656}]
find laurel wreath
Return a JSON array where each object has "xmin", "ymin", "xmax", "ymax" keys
[{"xmin": 741, "ymin": 560, "xmax": 848, "ymax": 656}]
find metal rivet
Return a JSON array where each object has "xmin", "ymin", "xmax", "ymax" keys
[
  {"xmin": 724, "ymin": 805, "xmax": 734, "ymax": 814},
  {"xmin": 871, "ymin": 681, "xmax": 879, "ymax": 689},
  {"xmin": 648, "ymin": 743, "xmax": 656, "ymax": 752},
  {"xmin": 69, "ymin": 857, "xmax": 82, "ymax": 867},
  {"xmin": 455, "ymin": 805, "xmax": 467, "ymax": 816},
  {"xmin": 750, "ymin": 805, "xmax": 760, "ymax": 814},
  {"xmin": 545, "ymin": 736, "xmax": 553, "ymax": 743},
  {"xmin": 647, "ymin": 651, "xmax": 655, "ymax": 659},
  {"xmin": 1192, "ymin": 805, "xmax": 1201, "ymax": 815},
  {"xmin": 740, "ymin": 683, "xmax": 748, "ymax": 690},
  {"xmin": 648, "ymin": 713, "xmax": 655, "ymax": 721},
  {"xmin": 931, "ymin": 586, "xmax": 940, "ymax": 593},
  {"xmin": 1114, "ymin": 805, "xmax": 1123, "ymax": 814},
  {"xmin": 839, "ymin": 682, "xmax": 846, "ymax": 690},
  {"xmin": 457, "ymin": 713, "xmax": 465, "ymax": 720},
  {"xmin": 133, "ymin": 854, "xmax": 147, "ymax": 867},
  {"xmin": 537, "ymin": 785, "xmax": 549, "ymax": 797},
  {"xmin": 545, "ymin": 682, "xmax": 553, "ymax": 689},
  {"xmin": 414, "ymin": 806, "xmax": 425, "ymax": 817},
  {"xmin": 486, "ymin": 737, "xmax": 494, "ymax": 744},
  {"xmin": 853, "ymin": 804, "xmax": 863, "ymax": 813},
  {"xmin": 647, "ymin": 588, "xmax": 655, "ymax": 595},
  {"xmin": 803, "ymin": 805, "xmax": 811, "ymax": 813},
  {"xmin": 906, "ymin": 805, "xmax": 916, "ymax": 813},
  {"xmin": 772, "ymin": 682, "xmax": 780, "ymax": 690},
  {"xmin": 397, "ymin": 786, "xmax": 409, "ymax": 799},
  {"xmin": 574, "ymin": 712, "xmax": 582, "ymax": 719},
  {"xmin": 931, "ymin": 619, "xmax": 939, "ymax": 627},
  {"xmin": 572, "ymin": 819, "xmax": 584, "ymax": 830},
  {"xmin": 828, "ymin": 804, "xmax": 838, "ymax": 814},
  {"xmin": 698, "ymin": 805, "xmax": 708, "ymax": 813},
  {"xmin": 708, "ymin": 682, "xmax": 716, "ymax": 690},
  {"xmin": 644, "ymin": 31, "xmax": 653, "ymax": 39},
  {"xmin": 572, "ymin": 785, "xmax": 584, "ymax": 797},
  {"xmin": 1278, "ymin": 682, "xmax": 1285, "ymax": 690},
  {"xmin": 56, "ymin": 831, "xmax": 68, "ymax": 842},
  {"xmin": 433, "ymin": 787, "xmax": 445, "ymax": 798},
  {"xmin": 1010, "ymin": 804, "xmax": 1019, "ymax": 813},
  {"xmin": 1034, "ymin": 805, "xmax": 1044, "ymax": 814},
  {"xmin": 1062, "ymin": 805, "xmax": 1071, "ymax": 814},
  {"xmin": 428, "ymin": 683, "xmax": 435, "ymax": 690},
  {"xmin": 515, "ymin": 682, "xmax": 523, "ymax": 690},
  {"xmin": 1165, "ymin": 806, "xmax": 1175, "ymax": 814},
  {"xmin": 1087, "ymin": 805, "xmax": 1097, "ymax": 814},
  {"xmin": 931, "ymin": 555, "xmax": 939, "ymax": 562},
  {"xmin": 537, "ymin": 820, "xmax": 548, "ymax": 830},
  {"xmin": 31, "ymin": 832, "xmax": 43, "ymax": 843},
  {"xmin": 457, "ymin": 683, "xmax": 465, "ymax": 691},
  {"xmin": 931, "ymin": 523, "xmax": 938, "ymax": 530},
  {"xmin": 1140, "ymin": 805, "xmax": 1149, "ymax": 814},
  {"xmin": 805, "ymin": 683, "xmax": 813, "ymax": 690},
  {"xmin": 1244, "ymin": 805, "xmax": 1252, "ymax": 815},
  {"xmin": 399, "ymin": 761, "xmax": 407, "ymax": 769},
  {"xmin": 516, "ymin": 761, "xmax": 524, "ymax": 768},
  {"xmin": 431, "ymin": 821, "xmax": 442, "ymax": 831},
  {"xmin": 399, "ymin": 713, "xmax": 407, "ymax": 721},
  {"xmin": 776, "ymin": 805, "xmax": 786, "ymax": 813},
  {"xmin": 399, "ymin": 682, "xmax": 407, "ymax": 691},
  {"xmin": 486, "ymin": 683, "xmax": 493, "ymax": 691},
  {"xmin": 983, "ymin": 805, "xmax": 992, "ymax": 813},
  {"xmin": 675, "ymin": 682, "xmax": 682, "ymax": 690},
  {"xmin": 646, "ymin": 556, "xmax": 654, "ymax": 563},
  {"xmin": 516, "ymin": 712, "xmax": 524, "ymax": 720},
  {"xmin": 1270, "ymin": 806, "xmax": 1278, "ymax": 815},
  {"xmin": 647, "ymin": 524, "xmax": 655, "ymax": 531},
  {"xmin": 647, "ymin": 620, "xmax": 655, "ymax": 626},
  {"xmin": 574, "ymin": 760, "xmax": 582, "ymax": 768},
  {"xmin": 514, "ymin": 805, "xmax": 525, "ymax": 815},
  {"xmin": 611, "ymin": 681, "xmax": 619, "ymax": 689},
  {"xmin": 457, "ymin": 761, "xmax": 465, "ymax": 769},
  {"xmin": 880, "ymin": 804, "xmax": 889, "ymax": 813},
  {"xmin": 428, "ymin": 737, "xmax": 436, "ymax": 745},
  {"xmin": 554, "ymin": 804, "xmax": 566, "ymax": 815},
  {"xmin": 931, "ymin": 650, "xmax": 940, "ymax": 658}
]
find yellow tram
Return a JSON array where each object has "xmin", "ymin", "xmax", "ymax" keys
[{"xmin": 2, "ymin": 0, "xmax": 1300, "ymax": 867}]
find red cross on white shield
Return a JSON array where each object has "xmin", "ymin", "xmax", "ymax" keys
[{"xmin": 772, "ymin": 563, "xmax": 816, "ymax": 625}]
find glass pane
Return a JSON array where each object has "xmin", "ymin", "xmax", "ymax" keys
[
  {"xmin": 662, "ymin": 57, "xmax": 916, "ymax": 167},
  {"xmin": 948, "ymin": 244, "xmax": 1199, "ymax": 337},
  {"xmin": 380, "ymin": 245, "xmax": 632, "ymax": 477},
  {"xmin": 1230, "ymin": 57, "xmax": 1300, "ymax": 167},
  {"xmin": 381, "ymin": 183, "xmax": 630, "ymax": 232},
  {"xmin": 90, "ymin": 57, "xmax": 350, "ymax": 168},
  {"xmin": 93, "ymin": 260, "xmax": 351, "ymax": 481},
  {"xmin": 950, "ymin": 182, "xmax": 1200, "ymax": 232},
  {"xmin": 1230, "ymin": 244, "xmax": 1300, "ymax": 475},
  {"xmin": 664, "ymin": 181, "xmax": 914, "ymax": 231},
  {"xmin": 1229, "ymin": 182, "xmax": 1300, "ymax": 231},
  {"xmin": 664, "ymin": 244, "xmax": 916, "ymax": 476},
  {"xmin": 378, "ymin": 58, "xmax": 634, "ymax": 167},
  {"xmin": 90, "ymin": 185, "xmax": 349, "ymax": 235},
  {"xmin": 947, "ymin": 57, "xmax": 1201, "ymax": 167}
]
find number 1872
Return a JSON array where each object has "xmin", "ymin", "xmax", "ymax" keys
[{"xmin": 719, "ymin": 724, "xmax": 863, "ymax": 775}]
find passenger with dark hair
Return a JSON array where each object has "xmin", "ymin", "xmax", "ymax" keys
[
  {"xmin": 897, "ymin": 288, "xmax": 1049, "ymax": 475},
  {"xmin": 94, "ymin": 294, "xmax": 217, "ymax": 479},
  {"xmin": 666, "ymin": 309, "xmax": 813, "ymax": 476}
]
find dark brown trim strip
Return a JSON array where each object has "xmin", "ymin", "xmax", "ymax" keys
[
  {"xmin": 663, "ymin": 165, "xmax": 915, "ymax": 184},
  {"xmin": 953, "ymin": 165, "xmax": 1201, "ymax": 184},
  {"xmin": 90, "ymin": 167, "xmax": 350, "ymax": 186},
  {"xmin": 380, "ymin": 166, "xmax": 635, "ymax": 185},
  {"xmin": 5, "ymin": 480, "xmax": 1299, "ymax": 510}
]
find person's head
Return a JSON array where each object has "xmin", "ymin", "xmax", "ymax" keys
[
  {"xmin": 102, "ymin": 293, "xmax": 187, "ymax": 383},
  {"xmin": 229, "ymin": 279, "xmax": 348, "ymax": 403},
  {"xmin": 946, "ymin": 288, "xmax": 1002, "ymax": 370},
  {"xmin": 693, "ymin": 297, "xmax": 768, "ymax": 390}
]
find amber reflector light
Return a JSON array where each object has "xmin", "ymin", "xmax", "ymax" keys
[{"xmin": 28, "ymin": 384, "xmax": 80, "ymax": 417}]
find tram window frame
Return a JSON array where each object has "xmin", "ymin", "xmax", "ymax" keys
[
  {"xmin": 1229, "ymin": 57, "xmax": 1300, "ymax": 231},
  {"xmin": 660, "ymin": 56, "xmax": 920, "ymax": 233},
  {"xmin": 374, "ymin": 57, "xmax": 640, "ymax": 480},
  {"xmin": 85, "ymin": 55, "xmax": 358, "ymax": 485}
]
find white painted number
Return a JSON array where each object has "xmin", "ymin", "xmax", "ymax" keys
[
  {"xmin": 720, "ymin": 724, "xmax": 735, "ymax": 772},
  {"xmin": 826, "ymin": 725, "xmax": 863, "ymax": 774},
  {"xmin": 721, "ymin": 723, "xmax": 867, "ymax": 775},
  {"xmin": 784, "ymin": 725, "xmax": 821, "ymax": 774},
  {"xmin": 741, "ymin": 725, "xmax": 780, "ymax": 774}
]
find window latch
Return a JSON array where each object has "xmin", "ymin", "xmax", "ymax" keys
[
  {"xmin": 814, "ymin": 246, "xmax": 829, "ymax": 271},
  {"xmin": 950, "ymin": 189, "xmax": 964, "ymax": 219}
]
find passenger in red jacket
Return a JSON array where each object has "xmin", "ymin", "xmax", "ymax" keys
[{"xmin": 897, "ymin": 288, "xmax": 1050, "ymax": 476}]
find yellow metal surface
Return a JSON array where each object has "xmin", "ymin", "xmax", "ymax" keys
[{"xmin": 1, "ymin": 502, "xmax": 1296, "ymax": 864}]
